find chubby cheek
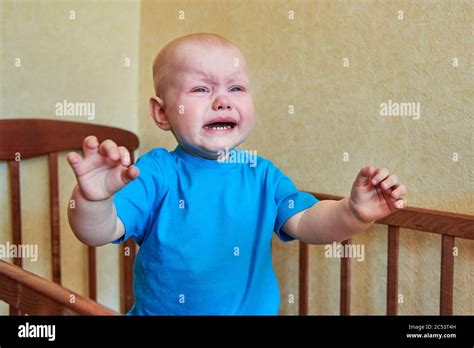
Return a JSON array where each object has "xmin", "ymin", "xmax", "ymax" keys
[
  {"xmin": 240, "ymin": 103, "xmax": 255, "ymax": 135},
  {"xmin": 169, "ymin": 99, "xmax": 204, "ymax": 136},
  {"xmin": 174, "ymin": 117, "xmax": 199, "ymax": 142}
]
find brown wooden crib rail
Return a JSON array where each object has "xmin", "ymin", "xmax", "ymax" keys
[
  {"xmin": 0, "ymin": 260, "xmax": 118, "ymax": 315},
  {"xmin": 0, "ymin": 119, "xmax": 139, "ymax": 315},
  {"xmin": 298, "ymin": 192, "xmax": 474, "ymax": 316}
]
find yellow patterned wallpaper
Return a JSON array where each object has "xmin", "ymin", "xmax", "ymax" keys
[{"xmin": 1, "ymin": 0, "xmax": 472, "ymax": 315}]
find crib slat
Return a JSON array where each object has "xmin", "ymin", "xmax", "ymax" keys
[
  {"xmin": 8, "ymin": 161, "xmax": 22, "ymax": 268},
  {"xmin": 440, "ymin": 235, "xmax": 454, "ymax": 315},
  {"xmin": 8, "ymin": 160, "xmax": 22, "ymax": 315},
  {"xmin": 340, "ymin": 239, "xmax": 351, "ymax": 315},
  {"xmin": 121, "ymin": 151, "xmax": 136, "ymax": 314},
  {"xmin": 386, "ymin": 225, "xmax": 399, "ymax": 315},
  {"xmin": 298, "ymin": 242, "xmax": 309, "ymax": 315},
  {"xmin": 48, "ymin": 153, "xmax": 61, "ymax": 284},
  {"xmin": 121, "ymin": 239, "xmax": 136, "ymax": 313},
  {"xmin": 88, "ymin": 246, "xmax": 96, "ymax": 301}
]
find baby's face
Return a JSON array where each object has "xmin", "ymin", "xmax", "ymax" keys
[{"xmin": 162, "ymin": 44, "xmax": 255, "ymax": 158}]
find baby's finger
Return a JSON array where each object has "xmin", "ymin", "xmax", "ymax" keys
[
  {"xmin": 83, "ymin": 135, "xmax": 99, "ymax": 158},
  {"xmin": 371, "ymin": 167, "xmax": 389, "ymax": 186},
  {"xmin": 117, "ymin": 146, "xmax": 131, "ymax": 167},
  {"xmin": 98, "ymin": 139, "xmax": 120, "ymax": 161},
  {"xmin": 66, "ymin": 151, "xmax": 83, "ymax": 170},
  {"xmin": 381, "ymin": 174, "xmax": 398, "ymax": 191},
  {"xmin": 353, "ymin": 166, "xmax": 376, "ymax": 187},
  {"xmin": 391, "ymin": 184, "xmax": 406, "ymax": 199},
  {"xmin": 121, "ymin": 165, "xmax": 139, "ymax": 184}
]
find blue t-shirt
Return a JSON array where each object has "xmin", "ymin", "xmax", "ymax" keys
[{"xmin": 113, "ymin": 145, "xmax": 318, "ymax": 315}]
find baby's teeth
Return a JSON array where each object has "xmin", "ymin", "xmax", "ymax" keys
[{"xmin": 209, "ymin": 125, "xmax": 232, "ymax": 130}]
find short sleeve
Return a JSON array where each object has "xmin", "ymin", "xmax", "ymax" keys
[
  {"xmin": 112, "ymin": 152, "xmax": 164, "ymax": 245},
  {"xmin": 272, "ymin": 167, "xmax": 319, "ymax": 242}
]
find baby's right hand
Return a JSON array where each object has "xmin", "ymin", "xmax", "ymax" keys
[{"xmin": 67, "ymin": 136, "xmax": 139, "ymax": 201}]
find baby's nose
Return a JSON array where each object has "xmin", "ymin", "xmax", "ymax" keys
[{"xmin": 212, "ymin": 95, "xmax": 232, "ymax": 111}]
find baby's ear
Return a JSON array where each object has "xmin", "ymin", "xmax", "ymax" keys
[{"xmin": 149, "ymin": 96, "xmax": 171, "ymax": 131}]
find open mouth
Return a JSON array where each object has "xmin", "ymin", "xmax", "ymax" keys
[
  {"xmin": 203, "ymin": 116, "xmax": 238, "ymax": 133},
  {"xmin": 203, "ymin": 121, "xmax": 237, "ymax": 131}
]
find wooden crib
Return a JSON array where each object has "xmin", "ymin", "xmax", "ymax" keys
[{"xmin": 0, "ymin": 119, "xmax": 472, "ymax": 316}]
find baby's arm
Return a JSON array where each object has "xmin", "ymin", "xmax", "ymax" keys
[
  {"xmin": 283, "ymin": 197, "xmax": 371, "ymax": 244},
  {"xmin": 67, "ymin": 136, "xmax": 139, "ymax": 246},
  {"xmin": 68, "ymin": 185, "xmax": 124, "ymax": 246},
  {"xmin": 283, "ymin": 166, "xmax": 407, "ymax": 244}
]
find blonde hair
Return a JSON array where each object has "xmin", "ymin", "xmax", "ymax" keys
[{"xmin": 152, "ymin": 33, "xmax": 237, "ymax": 98}]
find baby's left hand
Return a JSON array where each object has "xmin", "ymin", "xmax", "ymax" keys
[{"xmin": 348, "ymin": 166, "xmax": 407, "ymax": 224}]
